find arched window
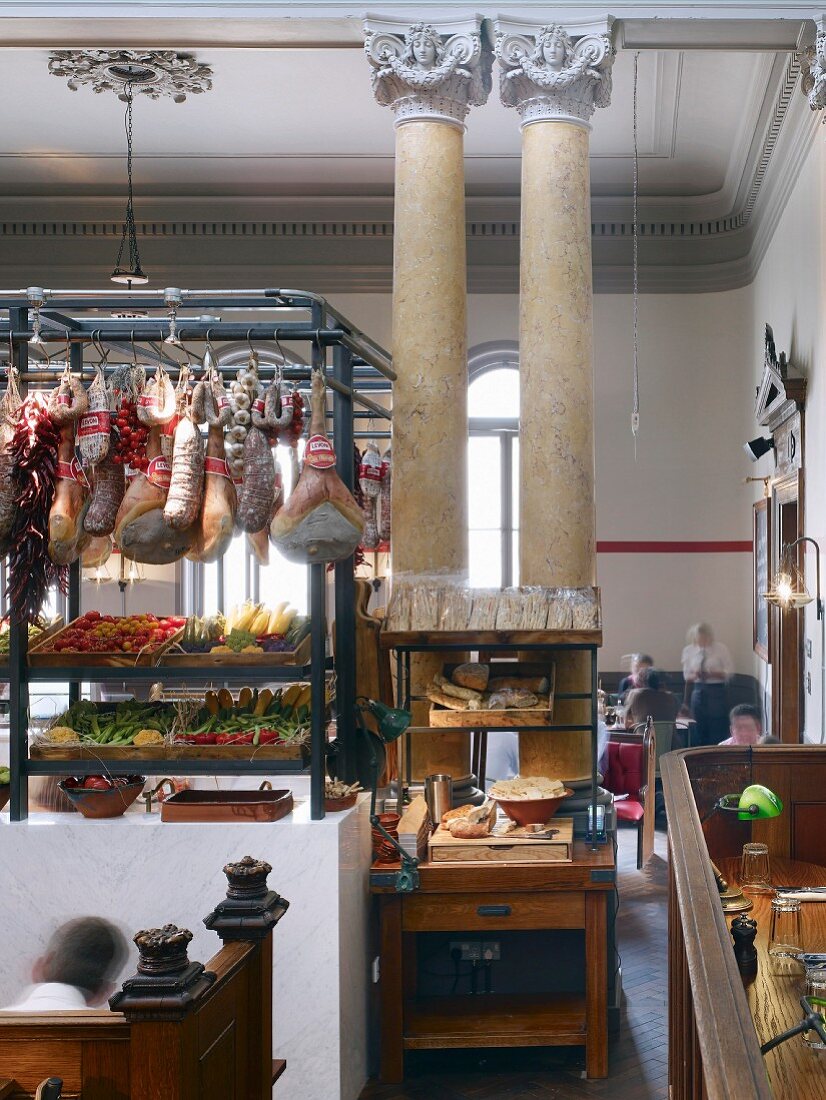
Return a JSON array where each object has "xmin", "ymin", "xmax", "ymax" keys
[{"xmin": 468, "ymin": 342, "xmax": 519, "ymax": 588}]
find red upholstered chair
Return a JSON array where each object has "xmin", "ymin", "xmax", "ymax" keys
[{"xmin": 603, "ymin": 723, "xmax": 656, "ymax": 869}]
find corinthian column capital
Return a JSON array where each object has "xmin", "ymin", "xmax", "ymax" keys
[
  {"xmin": 801, "ymin": 17, "xmax": 826, "ymax": 112},
  {"xmin": 364, "ymin": 14, "xmax": 492, "ymax": 130},
  {"xmin": 494, "ymin": 16, "xmax": 615, "ymax": 129}
]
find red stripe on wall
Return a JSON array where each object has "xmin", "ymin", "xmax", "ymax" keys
[{"xmin": 596, "ymin": 540, "xmax": 752, "ymax": 553}]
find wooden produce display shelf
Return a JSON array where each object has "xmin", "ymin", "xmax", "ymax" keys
[
  {"xmin": 404, "ymin": 993, "xmax": 586, "ymax": 1050},
  {"xmin": 28, "ymin": 622, "xmax": 183, "ymax": 668},
  {"xmin": 381, "ymin": 629, "xmax": 602, "ymax": 649},
  {"xmin": 30, "ymin": 742, "xmax": 307, "ymax": 763},
  {"xmin": 0, "ymin": 618, "xmax": 64, "ymax": 667},
  {"xmin": 161, "ymin": 633, "xmax": 311, "ymax": 668}
]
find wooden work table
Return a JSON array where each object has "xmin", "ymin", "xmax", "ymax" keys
[
  {"xmin": 370, "ymin": 841, "xmax": 616, "ymax": 1082},
  {"xmin": 720, "ymin": 855, "xmax": 826, "ymax": 1098}
]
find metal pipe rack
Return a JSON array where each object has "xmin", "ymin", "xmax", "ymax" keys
[{"xmin": 0, "ymin": 288, "xmax": 393, "ymax": 823}]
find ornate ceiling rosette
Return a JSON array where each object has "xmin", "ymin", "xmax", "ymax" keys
[{"xmin": 48, "ymin": 50, "xmax": 212, "ymax": 103}]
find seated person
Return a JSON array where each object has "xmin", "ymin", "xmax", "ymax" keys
[
  {"xmin": 624, "ymin": 667, "xmax": 679, "ymax": 729},
  {"xmin": 619, "ymin": 653, "xmax": 654, "ymax": 697},
  {"xmin": 2, "ymin": 917, "xmax": 127, "ymax": 1011},
  {"xmin": 719, "ymin": 703, "xmax": 762, "ymax": 746}
]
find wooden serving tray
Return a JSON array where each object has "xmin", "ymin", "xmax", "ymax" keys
[
  {"xmin": 381, "ymin": 628, "xmax": 602, "ymax": 649},
  {"xmin": 30, "ymin": 742, "xmax": 307, "ymax": 762},
  {"xmin": 28, "ymin": 620, "xmax": 183, "ymax": 668},
  {"xmin": 160, "ymin": 633, "xmax": 311, "ymax": 668},
  {"xmin": 429, "ymin": 702, "xmax": 553, "ymax": 728},
  {"xmin": 160, "ymin": 788, "xmax": 294, "ymax": 823},
  {"xmin": 429, "ymin": 816, "xmax": 573, "ymax": 864}
]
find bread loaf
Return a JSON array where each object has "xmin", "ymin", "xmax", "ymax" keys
[
  {"xmin": 448, "ymin": 818, "xmax": 491, "ymax": 839},
  {"xmin": 453, "ymin": 663, "xmax": 489, "ymax": 692},
  {"xmin": 434, "ymin": 674, "xmax": 482, "ymax": 702},
  {"xmin": 427, "ymin": 688, "xmax": 482, "ymax": 712}
]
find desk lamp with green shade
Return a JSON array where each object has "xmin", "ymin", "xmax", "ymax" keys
[
  {"xmin": 701, "ymin": 783, "xmax": 784, "ymax": 913},
  {"xmin": 327, "ymin": 697, "xmax": 417, "ymax": 892}
]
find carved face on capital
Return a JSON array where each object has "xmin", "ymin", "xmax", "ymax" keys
[
  {"xmin": 542, "ymin": 34, "xmax": 567, "ymax": 70},
  {"xmin": 411, "ymin": 31, "xmax": 439, "ymax": 68}
]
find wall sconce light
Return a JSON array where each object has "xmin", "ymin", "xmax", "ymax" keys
[
  {"xmin": 744, "ymin": 435, "xmax": 774, "ymax": 462},
  {"xmin": 764, "ymin": 536, "xmax": 823, "ymax": 620}
]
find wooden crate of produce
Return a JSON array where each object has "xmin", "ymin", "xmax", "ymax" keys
[
  {"xmin": 30, "ymin": 741, "xmax": 307, "ymax": 763},
  {"xmin": 160, "ymin": 633, "xmax": 312, "ymax": 668},
  {"xmin": 428, "ymin": 816, "xmax": 573, "ymax": 864},
  {"xmin": 0, "ymin": 618, "xmax": 64, "ymax": 666},
  {"xmin": 28, "ymin": 620, "xmax": 184, "ymax": 668}
]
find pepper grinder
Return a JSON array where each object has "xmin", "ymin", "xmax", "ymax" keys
[{"xmin": 731, "ymin": 914, "xmax": 759, "ymax": 982}]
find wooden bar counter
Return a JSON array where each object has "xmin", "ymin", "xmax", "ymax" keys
[
  {"xmin": 663, "ymin": 745, "xmax": 826, "ymax": 1100},
  {"xmin": 370, "ymin": 841, "xmax": 615, "ymax": 1082}
]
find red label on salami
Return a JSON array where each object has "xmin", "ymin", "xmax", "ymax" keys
[
  {"xmin": 56, "ymin": 393, "xmax": 71, "ymax": 406},
  {"xmin": 205, "ymin": 456, "xmax": 231, "ymax": 479},
  {"xmin": 305, "ymin": 434, "xmax": 336, "ymax": 469},
  {"xmin": 146, "ymin": 456, "xmax": 172, "ymax": 490},
  {"xmin": 57, "ymin": 457, "xmax": 89, "ymax": 487},
  {"xmin": 282, "ymin": 393, "xmax": 293, "ymax": 409},
  {"xmin": 253, "ymin": 398, "xmax": 265, "ymax": 415},
  {"xmin": 359, "ymin": 462, "xmax": 382, "ymax": 482},
  {"xmin": 162, "ymin": 415, "xmax": 179, "ymax": 437},
  {"xmin": 217, "ymin": 395, "xmax": 229, "ymax": 410},
  {"xmin": 138, "ymin": 394, "xmax": 159, "ymax": 408},
  {"xmin": 77, "ymin": 410, "xmax": 110, "ymax": 437}
]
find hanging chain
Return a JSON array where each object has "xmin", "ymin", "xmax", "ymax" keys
[
  {"xmin": 632, "ymin": 51, "xmax": 640, "ymax": 457},
  {"xmin": 113, "ymin": 83, "xmax": 143, "ymax": 279}
]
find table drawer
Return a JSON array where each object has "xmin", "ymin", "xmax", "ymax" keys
[{"xmin": 402, "ymin": 892, "xmax": 585, "ymax": 931}]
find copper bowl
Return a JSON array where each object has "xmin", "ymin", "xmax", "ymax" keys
[
  {"xmin": 58, "ymin": 777, "xmax": 145, "ymax": 819},
  {"xmin": 325, "ymin": 793, "xmax": 358, "ymax": 813},
  {"xmin": 494, "ymin": 788, "xmax": 574, "ymax": 827}
]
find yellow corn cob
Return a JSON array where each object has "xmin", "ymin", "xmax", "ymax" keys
[
  {"xmin": 250, "ymin": 609, "xmax": 271, "ymax": 637},
  {"xmin": 274, "ymin": 607, "xmax": 298, "ymax": 635}
]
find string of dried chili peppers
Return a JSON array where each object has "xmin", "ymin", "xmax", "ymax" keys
[{"xmin": 6, "ymin": 394, "xmax": 65, "ymax": 623}]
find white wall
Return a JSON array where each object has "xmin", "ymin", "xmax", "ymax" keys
[
  {"xmin": 331, "ymin": 290, "xmax": 756, "ymax": 676},
  {"xmin": 750, "ymin": 135, "xmax": 826, "ymax": 742}
]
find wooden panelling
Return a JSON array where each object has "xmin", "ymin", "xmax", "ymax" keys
[
  {"xmin": 81, "ymin": 1039, "xmax": 130, "ymax": 1100},
  {"xmin": 405, "ymin": 993, "xmax": 586, "ymax": 1049},
  {"xmin": 402, "ymin": 891, "xmax": 584, "ymax": 932},
  {"xmin": 792, "ymin": 802, "xmax": 826, "ymax": 866},
  {"xmin": 198, "ymin": 1023, "xmax": 236, "ymax": 1100}
]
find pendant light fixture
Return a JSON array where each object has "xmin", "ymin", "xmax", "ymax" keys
[
  {"xmin": 111, "ymin": 83, "xmax": 148, "ymax": 287},
  {"xmin": 48, "ymin": 49, "xmax": 213, "ymax": 287}
]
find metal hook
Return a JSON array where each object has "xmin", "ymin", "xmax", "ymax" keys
[
  {"xmin": 130, "ymin": 330, "xmax": 138, "ymax": 366},
  {"xmin": 273, "ymin": 327, "xmax": 287, "ymax": 383}
]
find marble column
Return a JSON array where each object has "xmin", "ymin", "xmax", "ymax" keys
[
  {"xmin": 496, "ymin": 19, "xmax": 615, "ymax": 779},
  {"xmin": 365, "ymin": 18, "xmax": 492, "ymax": 784}
]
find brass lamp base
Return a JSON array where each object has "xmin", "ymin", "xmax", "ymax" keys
[{"xmin": 720, "ymin": 886, "xmax": 753, "ymax": 915}]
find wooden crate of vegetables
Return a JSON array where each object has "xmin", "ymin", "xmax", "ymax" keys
[
  {"xmin": 170, "ymin": 685, "xmax": 311, "ymax": 761},
  {"xmin": 30, "ymin": 699, "xmax": 177, "ymax": 759},
  {"xmin": 427, "ymin": 661, "xmax": 556, "ymax": 728},
  {"xmin": 0, "ymin": 617, "xmax": 63, "ymax": 667},
  {"xmin": 161, "ymin": 602, "xmax": 312, "ymax": 667},
  {"xmin": 28, "ymin": 612, "xmax": 185, "ymax": 668}
]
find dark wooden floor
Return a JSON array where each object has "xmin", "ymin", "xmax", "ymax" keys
[{"xmin": 360, "ymin": 826, "xmax": 669, "ymax": 1100}]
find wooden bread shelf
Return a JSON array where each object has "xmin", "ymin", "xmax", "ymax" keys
[
  {"xmin": 404, "ymin": 993, "xmax": 586, "ymax": 1050},
  {"xmin": 381, "ymin": 629, "xmax": 602, "ymax": 649}
]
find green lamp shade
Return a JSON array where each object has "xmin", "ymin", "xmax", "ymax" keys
[
  {"xmin": 736, "ymin": 784, "xmax": 783, "ymax": 820},
  {"xmin": 366, "ymin": 700, "xmax": 411, "ymax": 744}
]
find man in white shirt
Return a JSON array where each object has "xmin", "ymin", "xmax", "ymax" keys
[{"xmin": 2, "ymin": 916, "xmax": 128, "ymax": 1012}]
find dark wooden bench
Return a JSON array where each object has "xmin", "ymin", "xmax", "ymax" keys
[{"xmin": 0, "ymin": 856, "xmax": 288, "ymax": 1099}]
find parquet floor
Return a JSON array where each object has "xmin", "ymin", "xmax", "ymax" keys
[{"xmin": 360, "ymin": 826, "xmax": 669, "ymax": 1100}]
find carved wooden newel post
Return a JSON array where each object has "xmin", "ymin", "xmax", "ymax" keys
[
  {"xmin": 364, "ymin": 17, "xmax": 492, "ymax": 790},
  {"xmin": 495, "ymin": 18, "xmax": 615, "ymax": 779},
  {"xmin": 111, "ymin": 856, "xmax": 288, "ymax": 1100}
]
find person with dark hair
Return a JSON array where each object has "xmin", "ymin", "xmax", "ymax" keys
[
  {"xmin": 624, "ymin": 666, "xmax": 679, "ymax": 728},
  {"xmin": 719, "ymin": 704, "xmax": 762, "ymax": 747},
  {"xmin": 2, "ymin": 917, "xmax": 128, "ymax": 1011},
  {"xmin": 619, "ymin": 653, "xmax": 654, "ymax": 697}
]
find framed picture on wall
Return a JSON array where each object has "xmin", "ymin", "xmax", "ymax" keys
[{"xmin": 753, "ymin": 497, "xmax": 771, "ymax": 661}]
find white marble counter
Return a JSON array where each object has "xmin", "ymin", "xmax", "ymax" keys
[{"xmin": 0, "ymin": 793, "xmax": 373, "ymax": 1100}]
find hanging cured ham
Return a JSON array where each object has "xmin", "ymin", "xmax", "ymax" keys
[
  {"xmin": 269, "ymin": 369, "xmax": 363, "ymax": 563},
  {"xmin": 115, "ymin": 426, "xmax": 193, "ymax": 564},
  {"xmin": 187, "ymin": 374, "xmax": 236, "ymax": 563}
]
